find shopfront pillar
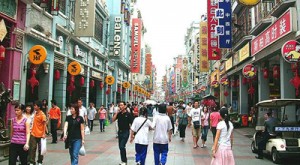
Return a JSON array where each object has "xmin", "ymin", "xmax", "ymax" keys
[
  {"xmin": 53, "ymin": 69, "xmax": 67, "ymax": 110},
  {"xmin": 38, "ymin": 62, "xmax": 53, "ymax": 106},
  {"xmin": 239, "ymin": 73, "xmax": 248, "ymax": 114},
  {"xmin": 280, "ymin": 57, "xmax": 295, "ymax": 98},
  {"xmin": 96, "ymin": 84, "xmax": 104, "ymax": 108},
  {"xmin": 258, "ymin": 64, "xmax": 270, "ymax": 101}
]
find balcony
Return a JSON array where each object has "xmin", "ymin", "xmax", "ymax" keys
[
  {"xmin": 270, "ymin": 0, "xmax": 296, "ymax": 17},
  {"xmin": 232, "ymin": 30, "xmax": 252, "ymax": 51},
  {"xmin": 250, "ymin": 18, "xmax": 273, "ymax": 36},
  {"xmin": 232, "ymin": 0, "xmax": 244, "ymax": 14}
]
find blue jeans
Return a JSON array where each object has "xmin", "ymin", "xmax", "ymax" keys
[
  {"xmin": 99, "ymin": 119, "xmax": 105, "ymax": 132},
  {"xmin": 69, "ymin": 139, "xmax": 82, "ymax": 165},
  {"xmin": 135, "ymin": 144, "xmax": 148, "ymax": 165},
  {"xmin": 118, "ymin": 130, "xmax": 130, "ymax": 162},
  {"xmin": 201, "ymin": 126, "xmax": 209, "ymax": 141},
  {"xmin": 153, "ymin": 143, "xmax": 169, "ymax": 165}
]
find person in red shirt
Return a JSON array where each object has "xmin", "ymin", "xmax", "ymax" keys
[
  {"xmin": 48, "ymin": 100, "xmax": 61, "ymax": 144},
  {"xmin": 210, "ymin": 107, "xmax": 221, "ymax": 142}
]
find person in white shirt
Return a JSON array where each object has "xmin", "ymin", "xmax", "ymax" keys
[
  {"xmin": 152, "ymin": 104, "xmax": 172, "ymax": 165},
  {"xmin": 211, "ymin": 108, "xmax": 235, "ymax": 165},
  {"xmin": 87, "ymin": 102, "xmax": 97, "ymax": 132},
  {"xmin": 114, "ymin": 104, "xmax": 120, "ymax": 138},
  {"xmin": 77, "ymin": 99, "xmax": 87, "ymax": 125},
  {"xmin": 185, "ymin": 102, "xmax": 193, "ymax": 115},
  {"xmin": 188, "ymin": 101, "xmax": 201, "ymax": 149},
  {"xmin": 130, "ymin": 107, "xmax": 153, "ymax": 165},
  {"xmin": 109, "ymin": 103, "xmax": 115, "ymax": 123}
]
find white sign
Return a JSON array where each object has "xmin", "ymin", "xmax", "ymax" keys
[
  {"xmin": 57, "ymin": 36, "xmax": 64, "ymax": 50},
  {"xmin": 113, "ymin": 16, "xmax": 122, "ymax": 57},
  {"xmin": 74, "ymin": 45, "xmax": 88, "ymax": 61},
  {"xmin": 94, "ymin": 56, "xmax": 101, "ymax": 66},
  {"xmin": 0, "ymin": 19, "xmax": 7, "ymax": 42}
]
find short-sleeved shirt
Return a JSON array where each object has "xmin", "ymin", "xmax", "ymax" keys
[
  {"xmin": 66, "ymin": 115, "xmax": 84, "ymax": 140},
  {"xmin": 99, "ymin": 109, "xmax": 107, "ymax": 119},
  {"xmin": 152, "ymin": 114, "xmax": 172, "ymax": 144},
  {"xmin": 217, "ymin": 121, "xmax": 233, "ymax": 147},
  {"xmin": 87, "ymin": 107, "xmax": 97, "ymax": 120},
  {"xmin": 189, "ymin": 108, "xmax": 201, "ymax": 124},
  {"xmin": 210, "ymin": 112, "xmax": 221, "ymax": 127},
  {"xmin": 131, "ymin": 117, "xmax": 153, "ymax": 145},
  {"xmin": 79, "ymin": 106, "xmax": 87, "ymax": 118},
  {"xmin": 117, "ymin": 111, "xmax": 133, "ymax": 131},
  {"xmin": 31, "ymin": 111, "xmax": 47, "ymax": 138},
  {"xmin": 48, "ymin": 106, "xmax": 61, "ymax": 120}
]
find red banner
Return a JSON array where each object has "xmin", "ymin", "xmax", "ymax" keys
[
  {"xmin": 251, "ymin": 8, "xmax": 295, "ymax": 56},
  {"xmin": 51, "ymin": 0, "xmax": 60, "ymax": 15},
  {"xmin": 131, "ymin": 18, "xmax": 142, "ymax": 73},
  {"xmin": 207, "ymin": 0, "xmax": 221, "ymax": 60}
]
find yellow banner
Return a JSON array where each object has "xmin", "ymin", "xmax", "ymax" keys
[
  {"xmin": 225, "ymin": 57, "xmax": 233, "ymax": 71},
  {"xmin": 199, "ymin": 21, "xmax": 209, "ymax": 72},
  {"xmin": 239, "ymin": 43, "xmax": 250, "ymax": 62}
]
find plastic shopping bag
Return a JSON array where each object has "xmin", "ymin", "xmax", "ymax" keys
[
  {"xmin": 41, "ymin": 138, "xmax": 47, "ymax": 155},
  {"xmin": 85, "ymin": 126, "xmax": 90, "ymax": 135},
  {"xmin": 79, "ymin": 145, "xmax": 86, "ymax": 156},
  {"xmin": 104, "ymin": 119, "xmax": 109, "ymax": 126}
]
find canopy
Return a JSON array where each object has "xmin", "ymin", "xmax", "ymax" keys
[
  {"xmin": 256, "ymin": 99, "xmax": 300, "ymax": 108},
  {"xmin": 202, "ymin": 94, "xmax": 217, "ymax": 100}
]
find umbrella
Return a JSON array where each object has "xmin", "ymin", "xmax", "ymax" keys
[
  {"xmin": 143, "ymin": 100, "xmax": 157, "ymax": 105},
  {"xmin": 202, "ymin": 94, "xmax": 217, "ymax": 100}
]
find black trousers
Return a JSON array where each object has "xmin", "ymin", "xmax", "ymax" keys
[
  {"xmin": 257, "ymin": 132, "xmax": 271, "ymax": 157},
  {"xmin": 211, "ymin": 127, "xmax": 217, "ymax": 142},
  {"xmin": 169, "ymin": 116, "xmax": 174, "ymax": 134},
  {"xmin": 9, "ymin": 143, "xmax": 28, "ymax": 165},
  {"xmin": 178, "ymin": 124, "xmax": 187, "ymax": 138},
  {"xmin": 50, "ymin": 119, "xmax": 58, "ymax": 143},
  {"xmin": 88, "ymin": 120, "xmax": 94, "ymax": 131},
  {"xmin": 118, "ymin": 130, "xmax": 130, "ymax": 163}
]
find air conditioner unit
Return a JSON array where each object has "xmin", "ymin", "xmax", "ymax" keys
[{"xmin": 21, "ymin": 0, "xmax": 33, "ymax": 4}]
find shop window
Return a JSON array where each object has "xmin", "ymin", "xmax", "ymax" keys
[
  {"xmin": 232, "ymin": 8, "xmax": 251, "ymax": 46},
  {"xmin": 94, "ymin": 13, "xmax": 104, "ymax": 43}
]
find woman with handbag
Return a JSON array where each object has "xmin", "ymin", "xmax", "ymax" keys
[
  {"xmin": 176, "ymin": 108, "xmax": 188, "ymax": 142},
  {"xmin": 201, "ymin": 106, "xmax": 210, "ymax": 148},
  {"xmin": 63, "ymin": 104, "xmax": 85, "ymax": 165}
]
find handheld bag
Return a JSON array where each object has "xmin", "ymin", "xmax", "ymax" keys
[
  {"xmin": 41, "ymin": 138, "xmax": 47, "ymax": 155},
  {"xmin": 193, "ymin": 121, "xmax": 200, "ymax": 129},
  {"xmin": 79, "ymin": 145, "xmax": 86, "ymax": 156},
  {"xmin": 85, "ymin": 126, "xmax": 90, "ymax": 135}
]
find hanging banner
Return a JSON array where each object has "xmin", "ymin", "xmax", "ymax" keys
[
  {"xmin": 67, "ymin": 61, "xmax": 82, "ymax": 76},
  {"xmin": 182, "ymin": 57, "xmax": 189, "ymax": 88},
  {"xmin": 216, "ymin": 0, "xmax": 232, "ymax": 48},
  {"xmin": 242, "ymin": 64, "xmax": 257, "ymax": 79},
  {"xmin": 28, "ymin": 45, "xmax": 47, "ymax": 65},
  {"xmin": 239, "ymin": 43, "xmax": 250, "ymax": 62},
  {"xmin": 105, "ymin": 75, "xmax": 115, "ymax": 85},
  {"xmin": 281, "ymin": 40, "xmax": 300, "ymax": 63},
  {"xmin": 207, "ymin": 0, "xmax": 221, "ymax": 60},
  {"xmin": 74, "ymin": 0, "xmax": 96, "ymax": 37},
  {"xmin": 131, "ymin": 18, "xmax": 142, "ymax": 73},
  {"xmin": 122, "ymin": 82, "xmax": 131, "ymax": 89},
  {"xmin": 200, "ymin": 21, "xmax": 209, "ymax": 72}
]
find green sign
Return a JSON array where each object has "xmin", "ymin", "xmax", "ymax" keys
[{"xmin": 0, "ymin": 0, "xmax": 17, "ymax": 19}]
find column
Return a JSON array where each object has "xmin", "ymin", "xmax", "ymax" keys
[
  {"xmin": 239, "ymin": 73, "xmax": 248, "ymax": 114},
  {"xmin": 53, "ymin": 69, "xmax": 67, "ymax": 110},
  {"xmin": 258, "ymin": 63, "xmax": 270, "ymax": 101}
]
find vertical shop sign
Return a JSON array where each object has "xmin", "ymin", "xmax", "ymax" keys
[
  {"xmin": 207, "ymin": 0, "xmax": 221, "ymax": 60},
  {"xmin": 0, "ymin": 19, "xmax": 7, "ymax": 42},
  {"xmin": 74, "ymin": 0, "xmax": 96, "ymax": 37},
  {"xmin": 51, "ymin": 0, "xmax": 60, "ymax": 15},
  {"xmin": 109, "ymin": 16, "xmax": 123, "ymax": 58},
  {"xmin": 200, "ymin": 21, "xmax": 209, "ymax": 72},
  {"xmin": 216, "ymin": 0, "xmax": 232, "ymax": 48},
  {"xmin": 182, "ymin": 57, "xmax": 189, "ymax": 88},
  {"xmin": 131, "ymin": 18, "xmax": 142, "ymax": 73}
]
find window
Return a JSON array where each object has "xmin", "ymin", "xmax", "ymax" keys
[
  {"xmin": 60, "ymin": 0, "xmax": 66, "ymax": 15},
  {"xmin": 94, "ymin": 13, "xmax": 104, "ymax": 43}
]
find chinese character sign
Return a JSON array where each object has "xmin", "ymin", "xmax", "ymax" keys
[
  {"xmin": 131, "ymin": 18, "xmax": 142, "ymax": 73},
  {"xmin": 200, "ymin": 21, "xmax": 209, "ymax": 72},
  {"xmin": 74, "ymin": 0, "xmax": 96, "ymax": 37},
  {"xmin": 251, "ymin": 8, "xmax": 296, "ymax": 56},
  {"xmin": 217, "ymin": 0, "xmax": 232, "ymax": 48},
  {"xmin": 207, "ymin": 0, "xmax": 221, "ymax": 60}
]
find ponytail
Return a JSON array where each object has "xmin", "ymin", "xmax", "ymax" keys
[
  {"xmin": 220, "ymin": 108, "xmax": 230, "ymax": 131},
  {"xmin": 224, "ymin": 114, "xmax": 229, "ymax": 131}
]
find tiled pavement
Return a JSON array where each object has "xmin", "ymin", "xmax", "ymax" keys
[{"xmin": 2, "ymin": 123, "xmax": 299, "ymax": 165}]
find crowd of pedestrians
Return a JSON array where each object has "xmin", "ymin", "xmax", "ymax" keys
[{"xmin": 8, "ymin": 99, "xmax": 236, "ymax": 165}]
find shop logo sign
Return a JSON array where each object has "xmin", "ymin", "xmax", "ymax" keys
[
  {"xmin": 281, "ymin": 40, "xmax": 300, "ymax": 63},
  {"xmin": 242, "ymin": 64, "xmax": 257, "ymax": 79}
]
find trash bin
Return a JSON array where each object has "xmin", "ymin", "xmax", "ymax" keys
[{"xmin": 242, "ymin": 115, "xmax": 248, "ymax": 127}]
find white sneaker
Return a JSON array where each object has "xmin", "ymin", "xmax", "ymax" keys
[
  {"xmin": 38, "ymin": 163, "xmax": 42, "ymax": 165},
  {"xmin": 119, "ymin": 162, "xmax": 127, "ymax": 165}
]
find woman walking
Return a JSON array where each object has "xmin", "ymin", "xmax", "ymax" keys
[
  {"xmin": 201, "ymin": 106, "xmax": 210, "ymax": 148},
  {"xmin": 9, "ymin": 104, "xmax": 30, "ymax": 165},
  {"xmin": 63, "ymin": 104, "xmax": 85, "ymax": 165},
  {"xmin": 98, "ymin": 105, "xmax": 107, "ymax": 132},
  {"xmin": 176, "ymin": 108, "xmax": 188, "ymax": 142},
  {"xmin": 210, "ymin": 107, "xmax": 221, "ymax": 142},
  {"xmin": 24, "ymin": 103, "xmax": 34, "ymax": 131},
  {"xmin": 211, "ymin": 108, "xmax": 235, "ymax": 165}
]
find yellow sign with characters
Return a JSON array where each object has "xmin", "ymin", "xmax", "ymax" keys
[
  {"xmin": 238, "ymin": 0, "xmax": 260, "ymax": 6},
  {"xmin": 122, "ymin": 82, "xmax": 131, "ymax": 89},
  {"xmin": 28, "ymin": 45, "xmax": 47, "ymax": 65},
  {"xmin": 134, "ymin": 85, "xmax": 138, "ymax": 91},
  {"xmin": 105, "ymin": 75, "xmax": 115, "ymax": 85},
  {"xmin": 68, "ymin": 61, "xmax": 82, "ymax": 76}
]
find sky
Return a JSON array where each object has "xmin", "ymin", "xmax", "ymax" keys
[{"xmin": 137, "ymin": 0, "xmax": 207, "ymax": 82}]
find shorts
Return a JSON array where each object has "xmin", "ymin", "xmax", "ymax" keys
[{"xmin": 192, "ymin": 125, "xmax": 201, "ymax": 137}]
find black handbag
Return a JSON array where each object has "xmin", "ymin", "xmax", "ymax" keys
[{"xmin": 193, "ymin": 121, "xmax": 200, "ymax": 129}]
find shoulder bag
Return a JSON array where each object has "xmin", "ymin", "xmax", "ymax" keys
[{"xmin": 133, "ymin": 118, "xmax": 148, "ymax": 136}]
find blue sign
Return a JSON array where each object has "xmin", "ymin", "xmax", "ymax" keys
[{"xmin": 217, "ymin": 0, "xmax": 232, "ymax": 48}]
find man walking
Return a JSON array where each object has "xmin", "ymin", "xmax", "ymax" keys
[
  {"xmin": 188, "ymin": 101, "xmax": 201, "ymax": 148},
  {"xmin": 87, "ymin": 102, "xmax": 97, "ymax": 132},
  {"xmin": 130, "ymin": 107, "xmax": 153, "ymax": 165},
  {"xmin": 113, "ymin": 101, "xmax": 133, "ymax": 165},
  {"xmin": 77, "ymin": 99, "xmax": 87, "ymax": 124},
  {"xmin": 48, "ymin": 100, "xmax": 61, "ymax": 144},
  {"xmin": 28, "ymin": 100, "xmax": 47, "ymax": 165},
  {"xmin": 152, "ymin": 104, "xmax": 172, "ymax": 165}
]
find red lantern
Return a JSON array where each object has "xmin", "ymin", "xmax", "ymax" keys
[
  {"xmin": 117, "ymin": 86, "xmax": 121, "ymax": 93},
  {"xmin": 263, "ymin": 68, "xmax": 268, "ymax": 79},
  {"xmin": 106, "ymin": 86, "xmax": 111, "ymax": 95},
  {"xmin": 99, "ymin": 81, "xmax": 104, "ymax": 89},
  {"xmin": 27, "ymin": 68, "xmax": 39, "ymax": 93},
  {"xmin": 70, "ymin": 75, "xmax": 75, "ymax": 83},
  {"xmin": 79, "ymin": 77, "xmax": 85, "ymax": 86},
  {"xmin": 291, "ymin": 63, "xmax": 297, "ymax": 72},
  {"xmin": 90, "ymin": 79, "xmax": 95, "ymax": 88},
  {"xmin": 273, "ymin": 65, "xmax": 280, "ymax": 79},
  {"xmin": 236, "ymin": 79, "xmax": 240, "ymax": 87},
  {"xmin": 224, "ymin": 91, "xmax": 229, "ymax": 97},
  {"xmin": 129, "ymin": 91, "xmax": 132, "ymax": 96},
  {"xmin": 214, "ymin": 91, "xmax": 219, "ymax": 97},
  {"xmin": 122, "ymin": 88, "xmax": 126, "ymax": 93},
  {"xmin": 67, "ymin": 76, "xmax": 75, "ymax": 96},
  {"xmin": 242, "ymin": 77, "xmax": 247, "ymax": 85},
  {"xmin": 54, "ymin": 70, "xmax": 60, "ymax": 81},
  {"xmin": 0, "ymin": 45, "xmax": 5, "ymax": 61}
]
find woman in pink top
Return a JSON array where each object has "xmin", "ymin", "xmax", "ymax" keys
[
  {"xmin": 210, "ymin": 107, "xmax": 221, "ymax": 142},
  {"xmin": 9, "ymin": 104, "xmax": 30, "ymax": 165},
  {"xmin": 98, "ymin": 105, "xmax": 107, "ymax": 132}
]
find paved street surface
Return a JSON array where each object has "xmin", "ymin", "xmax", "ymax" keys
[{"xmin": 2, "ymin": 122, "xmax": 299, "ymax": 165}]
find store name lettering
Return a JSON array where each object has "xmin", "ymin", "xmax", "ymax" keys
[
  {"xmin": 114, "ymin": 17, "xmax": 122, "ymax": 56},
  {"xmin": 133, "ymin": 23, "xmax": 139, "ymax": 68}
]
